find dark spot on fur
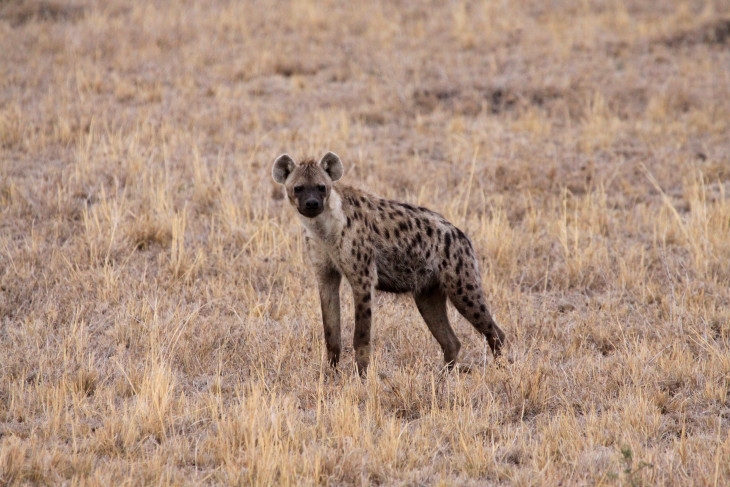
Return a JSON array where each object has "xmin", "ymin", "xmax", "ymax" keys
[
  {"xmin": 426, "ymin": 227, "xmax": 433, "ymax": 237},
  {"xmin": 363, "ymin": 294, "xmax": 371, "ymax": 302},
  {"xmin": 398, "ymin": 221, "xmax": 408, "ymax": 231},
  {"xmin": 415, "ymin": 219, "xmax": 422, "ymax": 229},
  {"xmin": 394, "ymin": 228, "xmax": 400, "ymax": 238},
  {"xmin": 444, "ymin": 232, "xmax": 452, "ymax": 255},
  {"xmin": 384, "ymin": 229, "xmax": 390, "ymax": 239},
  {"xmin": 474, "ymin": 312, "xmax": 481, "ymax": 319},
  {"xmin": 365, "ymin": 308, "xmax": 371, "ymax": 318},
  {"xmin": 480, "ymin": 304, "xmax": 486, "ymax": 312},
  {"xmin": 352, "ymin": 199, "xmax": 361, "ymax": 208},
  {"xmin": 466, "ymin": 284, "xmax": 474, "ymax": 291},
  {"xmin": 346, "ymin": 216, "xmax": 351, "ymax": 228}
]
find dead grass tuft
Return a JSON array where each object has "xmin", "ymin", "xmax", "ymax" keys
[{"xmin": 126, "ymin": 213, "xmax": 172, "ymax": 250}]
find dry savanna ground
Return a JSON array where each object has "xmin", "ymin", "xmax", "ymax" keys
[{"xmin": 1, "ymin": 0, "xmax": 730, "ymax": 485}]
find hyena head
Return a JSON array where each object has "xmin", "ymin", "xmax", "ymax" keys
[{"xmin": 272, "ymin": 151, "xmax": 344, "ymax": 218}]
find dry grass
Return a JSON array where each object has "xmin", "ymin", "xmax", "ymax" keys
[{"xmin": 1, "ymin": 0, "xmax": 730, "ymax": 485}]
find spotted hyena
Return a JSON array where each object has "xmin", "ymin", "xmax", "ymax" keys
[{"xmin": 272, "ymin": 151, "xmax": 505, "ymax": 374}]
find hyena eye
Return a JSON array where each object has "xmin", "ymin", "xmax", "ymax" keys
[
  {"xmin": 294, "ymin": 186, "xmax": 303, "ymax": 193},
  {"xmin": 317, "ymin": 185, "xmax": 326, "ymax": 192}
]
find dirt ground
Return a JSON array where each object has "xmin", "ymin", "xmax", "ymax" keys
[{"xmin": 1, "ymin": 0, "xmax": 729, "ymax": 485}]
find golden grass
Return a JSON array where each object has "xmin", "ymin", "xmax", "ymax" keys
[{"xmin": 1, "ymin": 0, "xmax": 729, "ymax": 484}]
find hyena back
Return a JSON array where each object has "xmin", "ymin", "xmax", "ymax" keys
[{"xmin": 272, "ymin": 151, "xmax": 505, "ymax": 374}]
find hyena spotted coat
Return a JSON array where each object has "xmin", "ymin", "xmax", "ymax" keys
[{"xmin": 272, "ymin": 152, "xmax": 505, "ymax": 374}]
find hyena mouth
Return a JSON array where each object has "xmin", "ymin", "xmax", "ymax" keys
[{"xmin": 298, "ymin": 207, "xmax": 324, "ymax": 218}]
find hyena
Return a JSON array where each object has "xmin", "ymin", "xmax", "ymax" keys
[{"xmin": 272, "ymin": 151, "xmax": 505, "ymax": 374}]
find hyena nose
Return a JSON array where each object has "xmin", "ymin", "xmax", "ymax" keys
[{"xmin": 305, "ymin": 199, "xmax": 320, "ymax": 210}]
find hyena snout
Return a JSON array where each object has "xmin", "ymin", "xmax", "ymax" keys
[
  {"xmin": 294, "ymin": 186, "xmax": 327, "ymax": 217},
  {"xmin": 297, "ymin": 193, "xmax": 324, "ymax": 217}
]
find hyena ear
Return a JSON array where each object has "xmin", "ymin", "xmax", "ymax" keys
[
  {"xmin": 319, "ymin": 151, "xmax": 344, "ymax": 182},
  {"xmin": 272, "ymin": 154, "xmax": 296, "ymax": 184}
]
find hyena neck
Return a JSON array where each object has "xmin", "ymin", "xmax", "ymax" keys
[{"xmin": 299, "ymin": 187, "xmax": 346, "ymax": 244}]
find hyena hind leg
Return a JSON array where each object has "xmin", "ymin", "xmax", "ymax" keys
[
  {"xmin": 446, "ymin": 281, "xmax": 505, "ymax": 357},
  {"xmin": 413, "ymin": 286, "xmax": 461, "ymax": 368}
]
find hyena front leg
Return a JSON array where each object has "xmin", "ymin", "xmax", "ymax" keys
[
  {"xmin": 352, "ymin": 286, "xmax": 373, "ymax": 376},
  {"xmin": 348, "ymin": 258, "xmax": 375, "ymax": 375},
  {"xmin": 316, "ymin": 267, "xmax": 342, "ymax": 367}
]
